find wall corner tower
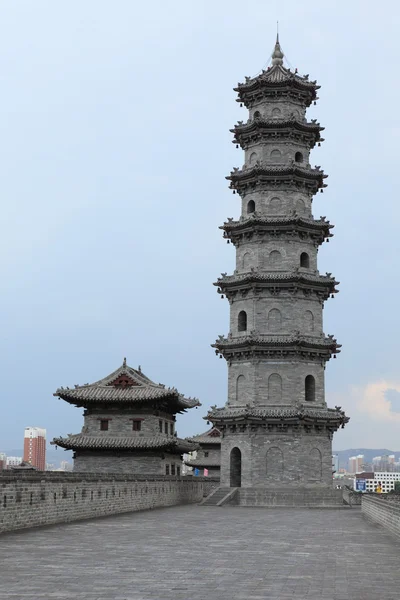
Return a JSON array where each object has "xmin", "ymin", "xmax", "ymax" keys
[{"xmin": 207, "ymin": 37, "xmax": 349, "ymax": 503}]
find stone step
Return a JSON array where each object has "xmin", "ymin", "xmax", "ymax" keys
[{"xmin": 201, "ymin": 487, "xmax": 232, "ymax": 506}]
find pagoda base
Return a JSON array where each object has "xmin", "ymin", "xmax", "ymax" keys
[{"xmin": 230, "ymin": 486, "xmax": 344, "ymax": 508}]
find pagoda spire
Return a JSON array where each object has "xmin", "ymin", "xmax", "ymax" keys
[{"xmin": 272, "ymin": 32, "xmax": 284, "ymax": 66}]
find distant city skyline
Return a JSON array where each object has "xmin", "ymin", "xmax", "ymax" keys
[{"xmin": 0, "ymin": 2, "xmax": 399, "ymax": 449}]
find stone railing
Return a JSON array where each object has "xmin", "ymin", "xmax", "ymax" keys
[
  {"xmin": 362, "ymin": 494, "xmax": 400, "ymax": 538},
  {"xmin": 0, "ymin": 472, "xmax": 219, "ymax": 534}
]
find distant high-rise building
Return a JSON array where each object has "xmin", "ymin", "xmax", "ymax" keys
[
  {"xmin": 356, "ymin": 455, "xmax": 364, "ymax": 473},
  {"xmin": 0, "ymin": 453, "xmax": 6, "ymax": 470},
  {"xmin": 348, "ymin": 456, "xmax": 357, "ymax": 473},
  {"xmin": 23, "ymin": 427, "xmax": 46, "ymax": 471},
  {"xmin": 60, "ymin": 460, "xmax": 72, "ymax": 472},
  {"xmin": 6, "ymin": 456, "xmax": 22, "ymax": 468}
]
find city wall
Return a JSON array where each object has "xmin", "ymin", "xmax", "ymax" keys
[
  {"xmin": 362, "ymin": 495, "xmax": 400, "ymax": 539},
  {"xmin": 0, "ymin": 472, "xmax": 218, "ymax": 534}
]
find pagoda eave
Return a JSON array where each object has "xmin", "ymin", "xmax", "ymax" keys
[
  {"xmin": 206, "ymin": 408, "xmax": 349, "ymax": 432},
  {"xmin": 220, "ymin": 218, "xmax": 333, "ymax": 245},
  {"xmin": 212, "ymin": 337, "xmax": 340, "ymax": 362}
]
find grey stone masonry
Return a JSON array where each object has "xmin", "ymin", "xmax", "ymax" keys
[
  {"xmin": 207, "ymin": 35, "xmax": 349, "ymax": 500},
  {"xmin": 0, "ymin": 472, "xmax": 217, "ymax": 534},
  {"xmin": 362, "ymin": 494, "xmax": 400, "ymax": 538}
]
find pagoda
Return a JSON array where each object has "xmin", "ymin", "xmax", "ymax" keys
[
  {"xmin": 52, "ymin": 359, "xmax": 200, "ymax": 474},
  {"xmin": 185, "ymin": 427, "xmax": 221, "ymax": 477},
  {"xmin": 206, "ymin": 36, "xmax": 349, "ymax": 503}
]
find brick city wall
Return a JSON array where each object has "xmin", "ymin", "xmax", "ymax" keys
[
  {"xmin": 0, "ymin": 473, "xmax": 218, "ymax": 534},
  {"xmin": 362, "ymin": 495, "xmax": 400, "ymax": 539}
]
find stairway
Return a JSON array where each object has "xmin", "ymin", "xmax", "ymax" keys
[{"xmin": 201, "ymin": 487, "xmax": 237, "ymax": 506}]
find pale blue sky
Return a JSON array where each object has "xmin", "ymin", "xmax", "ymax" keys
[{"xmin": 1, "ymin": 1, "xmax": 400, "ymax": 455}]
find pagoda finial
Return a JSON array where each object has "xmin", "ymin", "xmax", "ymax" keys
[
  {"xmin": 123, "ymin": 357, "xmax": 126, "ymax": 367},
  {"xmin": 272, "ymin": 28, "xmax": 284, "ymax": 66}
]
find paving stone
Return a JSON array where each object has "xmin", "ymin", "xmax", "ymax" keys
[{"xmin": 0, "ymin": 506, "xmax": 399, "ymax": 599}]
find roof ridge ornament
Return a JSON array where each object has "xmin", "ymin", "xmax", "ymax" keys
[
  {"xmin": 272, "ymin": 32, "xmax": 284, "ymax": 66},
  {"xmin": 123, "ymin": 357, "xmax": 126, "ymax": 367}
]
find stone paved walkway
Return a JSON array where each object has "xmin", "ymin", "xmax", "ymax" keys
[{"xmin": 0, "ymin": 506, "xmax": 399, "ymax": 600}]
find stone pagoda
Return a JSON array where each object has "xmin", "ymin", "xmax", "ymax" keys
[
  {"xmin": 206, "ymin": 36, "xmax": 349, "ymax": 505},
  {"xmin": 185, "ymin": 427, "xmax": 221, "ymax": 477},
  {"xmin": 52, "ymin": 359, "xmax": 200, "ymax": 474}
]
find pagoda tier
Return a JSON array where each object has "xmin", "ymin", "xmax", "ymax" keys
[
  {"xmin": 52, "ymin": 434, "xmax": 195, "ymax": 454},
  {"xmin": 227, "ymin": 164, "xmax": 327, "ymax": 195},
  {"xmin": 235, "ymin": 64, "xmax": 319, "ymax": 108},
  {"xmin": 212, "ymin": 333, "xmax": 340, "ymax": 362},
  {"xmin": 54, "ymin": 360, "xmax": 200, "ymax": 414},
  {"xmin": 207, "ymin": 406, "xmax": 349, "ymax": 434},
  {"xmin": 215, "ymin": 270, "xmax": 338, "ymax": 302},
  {"xmin": 231, "ymin": 116, "xmax": 324, "ymax": 150},
  {"xmin": 221, "ymin": 214, "xmax": 333, "ymax": 246}
]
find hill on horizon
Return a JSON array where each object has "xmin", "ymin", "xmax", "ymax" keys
[{"xmin": 333, "ymin": 448, "xmax": 400, "ymax": 469}]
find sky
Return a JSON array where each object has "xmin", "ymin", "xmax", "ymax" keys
[{"xmin": 0, "ymin": 0, "xmax": 400, "ymax": 455}]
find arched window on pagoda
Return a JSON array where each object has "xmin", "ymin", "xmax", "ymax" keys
[
  {"xmin": 295, "ymin": 151, "xmax": 304, "ymax": 163},
  {"xmin": 236, "ymin": 375, "xmax": 245, "ymax": 402},
  {"xmin": 247, "ymin": 200, "xmax": 255, "ymax": 214},
  {"xmin": 249, "ymin": 152, "xmax": 257, "ymax": 165},
  {"xmin": 270, "ymin": 149, "xmax": 281, "ymax": 163},
  {"xmin": 300, "ymin": 252, "xmax": 310, "ymax": 268},
  {"xmin": 305, "ymin": 375, "xmax": 316, "ymax": 402},
  {"xmin": 272, "ymin": 107, "xmax": 281, "ymax": 118},
  {"xmin": 253, "ymin": 110, "xmax": 261, "ymax": 119},
  {"xmin": 238, "ymin": 311, "xmax": 247, "ymax": 332}
]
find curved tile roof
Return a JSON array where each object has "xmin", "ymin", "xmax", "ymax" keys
[
  {"xmin": 184, "ymin": 458, "xmax": 221, "ymax": 468},
  {"xmin": 186, "ymin": 427, "xmax": 221, "ymax": 445},
  {"xmin": 54, "ymin": 360, "xmax": 201, "ymax": 412},
  {"xmin": 212, "ymin": 333, "xmax": 340, "ymax": 351},
  {"xmin": 52, "ymin": 434, "xmax": 196, "ymax": 453},
  {"xmin": 215, "ymin": 269, "xmax": 338, "ymax": 288},
  {"xmin": 234, "ymin": 64, "xmax": 319, "ymax": 94},
  {"xmin": 207, "ymin": 405, "xmax": 349, "ymax": 424},
  {"xmin": 220, "ymin": 214, "xmax": 333, "ymax": 233}
]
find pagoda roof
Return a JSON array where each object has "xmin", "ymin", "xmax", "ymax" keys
[
  {"xmin": 212, "ymin": 333, "xmax": 340, "ymax": 354},
  {"xmin": 227, "ymin": 164, "xmax": 327, "ymax": 191},
  {"xmin": 52, "ymin": 434, "xmax": 197, "ymax": 454},
  {"xmin": 236, "ymin": 64, "xmax": 318, "ymax": 92},
  {"xmin": 231, "ymin": 117, "xmax": 324, "ymax": 148},
  {"xmin": 221, "ymin": 214, "xmax": 333, "ymax": 236},
  {"xmin": 215, "ymin": 269, "xmax": 338, "ymax": 290},
  {"xmin": 234, "ymin": 38, "xmax": 319, "ymax": 107},
  {"xmin": 206, "ymin": 405, "xmax": 349, "ymax": 428},
  {"xmin": 186, "ymin": 427, "xmax": 221, "ymax": 445},
  {"xmin": 53, "ymin": 359, "xmax": 201, "ymax": 413}
]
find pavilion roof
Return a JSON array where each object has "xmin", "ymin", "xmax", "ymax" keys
[
  {"xmin": 53, "ymin": 359, "xmax": 201, "ymax": 413},
  {"xmin": 52, "ymin": 434, "xmax": 197, "ymax": 454},
  {"xmin": 186, "ymin": 427, "xmax": 221, "ymax": 445},
  {"xmin": 183, "ymin": 458, "xmax": 221, "ymax": 468}
]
